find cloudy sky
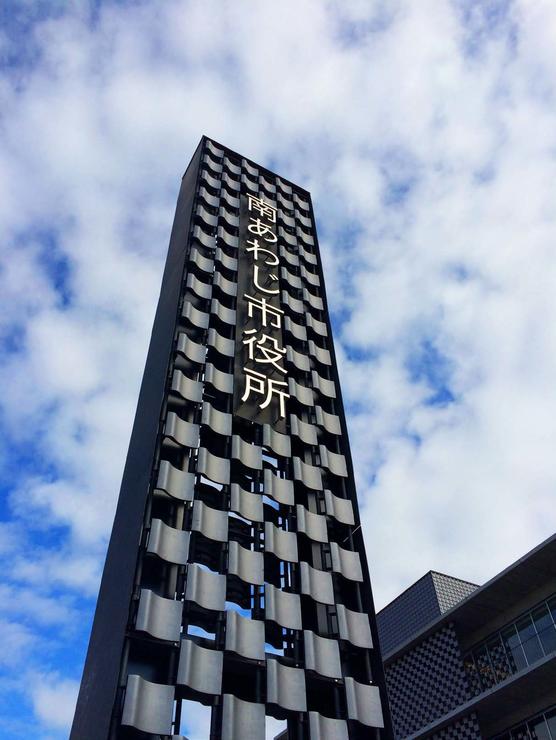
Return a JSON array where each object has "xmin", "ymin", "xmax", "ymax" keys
[{"xmin": 1, "ymin": 0, "xmax": 555, "ymax": 737}]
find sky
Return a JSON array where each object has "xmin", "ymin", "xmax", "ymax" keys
[{"xmin": 0, "ymin": 0, "xmax": 555, "ymax": 737}]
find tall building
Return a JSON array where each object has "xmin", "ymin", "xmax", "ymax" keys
[
  {"xmin": 376, "ymin": 534, "xmax": 556, "ymax": 740},
  {"xmin": 71, "ymin": 137, "xmax": 393, "ymax": 740}
]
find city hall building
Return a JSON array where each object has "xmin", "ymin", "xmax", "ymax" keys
[
  {"xmin": 71, "ymin": 137, "xmax": 393, "ymax": 739},
  {"xmin": 377, "ymin": 534, "xmax": 556, "ymax": 740}
]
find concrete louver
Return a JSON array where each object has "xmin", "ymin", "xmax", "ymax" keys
[
  {"xmin": 230, "ymin": 484, "xmax": 264, "ymax": 522},
  {"xmin": 324, "ymin": 490, "xmax": 355, "ymax": 526},
  {"xmin": 290, "ymin": 413, "xmax": 318, "ymax": 445},
  {"xmin": 303, "ymin": 630, "xmax": 342, "ymax": 679},
  {"xmin": 225, "ymin": 610, "xmax": 265, "ymax": 661},
  {"xmin": 345, "ymin": 678, "xmax": 385, "ymax": 728},
  {"xmin": 121, "ymin": 675, "xmax": 174, "ymax": 736},
  {"xmin": 177, "ymin": 639, "xmax": 223, "ymax": 695},
  {"xmin": 231, "ymin": 435, "xmax": 262, "ymax": 470},
  {"xmin": 171, "ymin": 369, "xmax": 203, "ymax": 403},
  {"xmin": 319, "ymin": 445, "xmax": 348, "ymax": 477},
  {"xmin": 228, "ymin": 540, "xmax": 264, "ymax": 585},
  {"xmin": 205, "ymin": 363, "xmax": 234, "ymax": 394},
  {"xmin": 300, "ymin": 562, "xmax": 335, "ymax": 605},
  {"xmin": 182, "ymin": 301, "xmax": 210, "ymax": 330},
  {"xmin": 262, "ymin": 424, "xmax": 291, "ymax": 457},
  {"xmin": 330, "ymin": 542, "xmax": 364, "ymax": 582},
  {"xmin": 176, "ymin": 334, "xmax": 206, "ymax": 365},
  {"xmin": 197, "ymin": 447, "xmax": 231, "ymax": 485},
  {"xmin": 164, "ymin": 412, "xmax": 199, "ymax": 449},
  {"xmin": 184, "ymin": 564, "xmax": 226, "ymax": 612},
  {"xmin": 221, "ymin": 694, "xmax": 265, "ymax": 740},
  {"xmin": 135, "ymin": 589, "xmax": 182, "ymax": 642},
  {"xmin": 191, "ymin": 500, "xmax": 229, "ymax": 542},
  {"xmin": 154, "ymin": 460, "xmax": 195, "ymax": 502},
  {"xmin": 266, "ymin": 658, "xmax": 307, "ymax": 713},
  {"xmin": 186, "ymin": 272, "xmax": 212, "ymax": 301},
  {"xmin": 292, "ymin": 457, "xmax": 323, "ymax": 490},
  {"xmin": 147, "ymin": 519, "xmax": 190, "ymax": 565},
  {"xmin": 201, "ymin": 401, "xmax": 232, "ymax": 436},
  {"xmin": 264, "ymin": 583, "xmax": 302, "ymax": 630},
  {"xmin": 264, "ymin": 521, "xmax": 298, "ymax": 562},
  {"xmin": 263, "ymin": 469, "xmax": 295, "ymax": 506},
  {"xmin": 296, "ymin": 504, "xmax": 328, "ymax": 543},
  {"xmin": 288, "ymin": 377, "xmax": 315, "ymax": 406},
  {"xmin": 336, "ymin": 604, "xmax": 373, "ymax": 649},
  {"xmin": 308, "ymin": 713, "xmax": 349, "ymax": 740}
]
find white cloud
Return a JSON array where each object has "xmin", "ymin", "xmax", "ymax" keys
[
  {"xmin": 1, "ymin": 0, "xmax": 556, "ymax": 734},
  {"xmin": 31, "ymin": 674, "xmax": 79, "ymax": 731},
  {"xmin": 0, "ymin": 584, "xmax": 78, "ymax": 627},
  {"xmin": 0, "ymin": 620, "xmax": 35, "ymax": 667}
]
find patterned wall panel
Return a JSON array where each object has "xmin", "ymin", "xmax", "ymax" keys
[
  {"xmin": 385, "ymin": 623, "xmax": 471, "ymax": 738},
  {"xmin": 431, "ymin": 572, "xmax": 478, "ymax": 616},
  {"xmin": 429, "ymin": 713, "xmax": 481, "ymax": 740}
]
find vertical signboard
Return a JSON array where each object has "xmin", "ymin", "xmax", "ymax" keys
[{"xmin": 233, "ymin": 194, "xmax": 289, "ymax": 432}]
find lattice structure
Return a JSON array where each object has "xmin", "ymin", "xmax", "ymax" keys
[
  {"xmin": 72, "ymin": 138, "xmax": 392, "ymax": 740},
  {"xmin": 431, "ymin": 573, "xmax": 478, "ymax": 616},
  {"xmin": 377, "ymin": 572, "xmax": 477, "ymax": 657},
  {"xmin": 386, "ymin": 623, "xmax": 471, "ymax": 739},
  {"xmin": 429, "ymin": 713, "xmax": 481, "ymax": 740}
]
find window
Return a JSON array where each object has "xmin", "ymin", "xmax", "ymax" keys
[
  {"xmin": 491, "ymin": 707, "xmax": 556, "ymax": 740},
  {"xmin": 546, "ymin": 708, "xmax": 556, "ymax": 739},
  {"xmin": 502, "ymin": 625, "xmax": 528, "ymax": 673},
  {"xmin": 488, "ymin": 635, "xmax": 511, "ymax": 682},
  {"xmin": 511, "ymin": 724, "xmax": 531, "ymax": 740},
  {"xmin": 517, "ymin": 615, "xmax": 544, "ymax": 664},
  {"xmin": 463, "ymin": 653, "xmax": 481, "ymax": 697},
  {"xmin": 532, "ymin": 605, "xmax": 556, "ymax": 656},
  {"xmin": 466, "ymin": 594, "xmax": 556, "ymax": 697},
  {"xmin": 475, "ymin": 644, "xmax": 496, "ymax": 691},
  {"xmin": 529, "ymin": 716, "xmax": 551, "ymax": 740}
]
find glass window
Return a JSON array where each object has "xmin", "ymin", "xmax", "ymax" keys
[
  {"xmin": 511, "ymin": 724, "xmax": 531, "ymax": 739},
  {"xmin": 546, "ymin": 708, "xmax": 556, "ymax": 739},
  {"xmin": 474, "ymin": 644, "xmax": 496, "ymax": 691},
  {"xmin": 529, "ymin": 716, "xmax": 551, "ymax": 740},
  {"xmin": 517, "ymin": 615, "xmax": 544, "ymax": 665},
  {"xmin": 533, "ymin": 605, "xmax": 556, "ymax": 656},
  {"xmin": 548, "ymin": 597, "xmax": 556, "ymax": 624},
  {"xmin": 488, "ymin": 635, "xmax": 512, "ymax": 682},
  {"xmin": 463, "ymin": 653, "xmax": 482, "ymax": 697},
  {"xmin": 503, "ymin": 625, "xmax": 528, "ymax": 673}
]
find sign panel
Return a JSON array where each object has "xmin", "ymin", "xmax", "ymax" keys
[{"xmin": 233, "ymin": 194, "xmax": 289, "ymax": 431}]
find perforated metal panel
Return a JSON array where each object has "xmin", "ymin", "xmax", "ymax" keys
[{"xmin": 385, "ymin": 623, "xmax": 472, "ymax": 738}]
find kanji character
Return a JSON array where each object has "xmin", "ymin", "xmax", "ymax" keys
[
  {"xmin": 241, "ymin": 367, "xmax": 290, "ymax": 417},
  {"xmin": 243, "ymin": 329, "xmax": 287, "ymax": 374}
]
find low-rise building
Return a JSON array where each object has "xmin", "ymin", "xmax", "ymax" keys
[{"xmin": 377, "ymin": 534, "xmax": 556, "ymax": 739}]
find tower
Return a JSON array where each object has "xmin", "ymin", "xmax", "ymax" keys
[{"xmin": 71, "ymin": 137, "xmax": 393, "ymax": 739}]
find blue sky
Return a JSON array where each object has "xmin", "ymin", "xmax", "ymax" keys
[{"xmin": 1, "ymin": 1, "xmax": 555, "ymax": 737}]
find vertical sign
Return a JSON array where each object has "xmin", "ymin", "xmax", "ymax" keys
[{"xmin": 233, "ymin": 194, "xmax": 289, "ymax": 432}]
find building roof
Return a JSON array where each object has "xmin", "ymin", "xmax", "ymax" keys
[
  {"xmin": 379, "ymin": 532, "xmax": 556, "ymax": 663},
  {"xmin": 376, "ymin": 570, "xmax": 478, "ymax": 655}
]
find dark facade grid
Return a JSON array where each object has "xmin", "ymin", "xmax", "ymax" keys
[
  {"xmin": 428, "ymin": 714, "xmax": 481, "ymax": 740},
  {"xmin": 72, "ymin": 137, "xmax": 392, "ymax": 739},
  {"xmin": 385, "ymin": 623, "xmax": 472, "ymax": 739},
  {"xmin": 462, "ymin": 593, "xmax": 556, "ymax": 698}
]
